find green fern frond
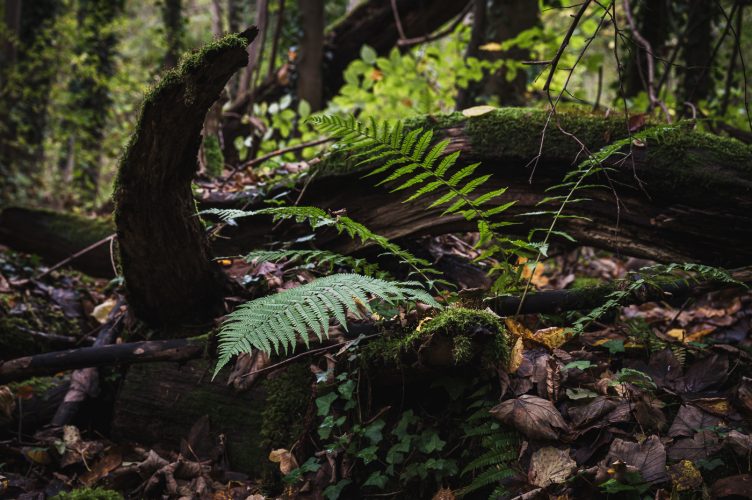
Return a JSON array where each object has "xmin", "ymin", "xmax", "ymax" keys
[
  {"xmin": 214, "ymin": 274, "xmax": 441, "ymax": 378},
  {"xmin": 245, "ymin": 249, "xmax": 389, "ymax": 278},
  {"xmin": 202, "ymin": 206, "xmax": 444, "ymax": 287}
]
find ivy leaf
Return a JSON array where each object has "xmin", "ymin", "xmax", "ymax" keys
[
  {"xmin": 316, "ymin": 392, "xmax": 338, "ymax": 416},
  {"xmin": 363, "ymin": 471, "xmax": 389, "ymax": 489}
]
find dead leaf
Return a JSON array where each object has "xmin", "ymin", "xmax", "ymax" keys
[
  {"xmin": 668, "ymin": 405, "xmax": 721, "ymax": 438},
  {"xmin": 0, "ymin": 386, "xmax": 15, "ymax": 427},
  {"xmin": 628, "ymin": 113, "xmax": 647, "ymax": 132},
  {"xmin": 568, "ymin": 396, "xmax": 617, "ymax": 429},
  {"xmin": 432, "ymin": 487, "xmax": 455, "ymax": 500},
  {"xmin": 668, "ymin": 430, "xmax": 722, "ymax": 461},
  {"xmin": 0, "ymin": 272, "xmax": 10, "ymax": 293},
  {"xmin": 668, "ymin": 460, "xmax": 703, "ymax": 492},
  {"xmin": 725, "ymin": 430, "xmax": 752, "ymax": 457},
  {"xmin": 681, "ymin": 354, "xmax": 728, "ymax": 393},
  {"xmin": 490, "ymin": 395, "xmax": 568, "ymax": 440},
  {"xmin": 461, "ymin": 105, "xmax": 496, "ymax": 117},
  {"xmin": 528, "ymin": 447, "xmax": 576, "ymax": 488},
  {"xmin": 269, "ymin": 449, "xmax": 298, "ymax": 475},
  {"xmin": 507, "ymin": 337, "xmax": 523, "ymax": 373},
  {"xmin": 606, "ymin": 436, "xmax": 668, "ymax": 484},
  {"xmin": 711, "ymin": 474, "xmax": 752, "ymax": 499},
  {"xmin": 91, "ymin": 297, "xmax": 117, "ymax": 323},
  {"xmin": 530, "ymin": 327, "xmax": 572, "ymax": 351},
  {"xmin": 80, "ymin": 449, "xmax": 122, "ymax": 486}
]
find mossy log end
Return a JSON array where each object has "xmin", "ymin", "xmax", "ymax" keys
[
  {"xmin": 113, "ymin": 28, "xmax": 257, "ymax": 330},
  {"xmin": 212, "ymin": 109, "xmax": 752, "ymax": 268}
]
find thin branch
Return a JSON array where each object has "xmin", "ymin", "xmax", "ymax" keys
[
  {"xmin": 543, "ymin": 0, "xmax": 592, "ymax": 93},
  {"xmin": 35, "ymin": 234, "xmax": 115, "ymax": 280},
  {"xmin": 397, "ymin": 2, "xmax": 472, "ymax": 48},
  {"xmin": 390, "ymin": 0, "xmax": 407, "ymax": 40}
]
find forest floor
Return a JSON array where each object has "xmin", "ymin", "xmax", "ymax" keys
[{"xmin": 1, "ymin": 234, "xmax": 752, "ymax": 498}]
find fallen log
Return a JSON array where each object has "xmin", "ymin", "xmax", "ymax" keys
[
  {"xmin": 113, "ymin": 28, "xmax": 258, "ymax": 328},
  {"xmin": 209, "ymin": 109, "xmax": 752, "ymax": 269},
  {"xmin": 3, "ymin": 111, "xmax": 751, "ymax": 279},
  {"xmin": 0, "ymin": 338, "xmax": 204, "ymax": 384}
]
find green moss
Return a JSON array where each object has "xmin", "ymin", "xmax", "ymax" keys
[
  {"xmin": 8, "ymin": 376, "xmax": 60, "ymax": 394},
  {"xmin": 51, "ymin": 487, "xmax": 123, "ymax": 500},
  {"xmin": 203, "ymin": 134, "xmax": 225, "ymax": 177},
  {"xmin": 570, "ymin": 277, "xmax": 603, "ymax": 289},
  {"xmin": 0, "ymin": 317, "xmax": 40, "ymax": 358},
  {"xmin": 259, "ymin": 362, "xmax": 311, "ymax": 451},
  {"xmin": 362, "ymin": 308, "xmax": 510, "ymax": 367}
]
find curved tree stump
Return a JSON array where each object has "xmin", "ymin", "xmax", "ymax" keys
[{"xmin": 113, "ymin": 28, "xmax": 258, "ymax": 329}]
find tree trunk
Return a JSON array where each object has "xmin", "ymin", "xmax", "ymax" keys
[
  {"xmin": 681, "ymin": 0, "xmax": 714, "ymax": 107},
  {"xmin": 161, "ymin": 0, "xmax": 184, "ymax": 69},
  {"xmin": 0, "ymin": 0, "xmax": 61, "ymax": 204},
  {"xmin": 455, "ymin": 0, "xmax": 486, "ymax": 110},
  {"xmin": 623, "ymin": 0, "xmax": 670, "ymax": 98},
  {"xmin": 296, "ymin": 0, "xmax": 324, "ymax": 111},
  {"xmin": 61, "ymin": 0, "xmax": 125, "ymax": 205},
  {"xmin": 112, "ymin": 28, "xmax": 258, "ymax": 330}
]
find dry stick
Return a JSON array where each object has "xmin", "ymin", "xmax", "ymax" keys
[
  {"xmin": 51, "ymin": 303, "xmax": 125, "ymax": 427},
  {"xmin": 397, "ymin": 2, "xmax": 472, "ymax": 48},
  {"xmin": 390, "ymin": 0, "xmax": 408, "ymax": 41},
  {"xmin": 542, "ymin": 0, "xmax": 591, "ymax": 93},
  {"xmin": 219, "ymin": 136, "xmax": 331, "ymax": 188},
  {"xmin": 35, "ymin": 234, "xmax": 115, "ymax": 280},
  {"xmin": 0, "ymin": 338, "xmax": 206, "ymax": 384},
  {"xmin": 623, "ymin": 0, "xmax": 670, "ymax": 122}
]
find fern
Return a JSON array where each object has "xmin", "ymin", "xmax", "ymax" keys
[
  {"xmin": 309, "ymin": 114, "xmax": 523, "ymax": 287},
  {"xmin": 213, "ymin": 273, "xmax": 440, "ymax": 377},
  {"xmin": 245, "ymin": 249, "xmax": 389, "ymax": 278},
  {"xmin": 202, "ymin": 205, "xmax": 445, "ymax": 288},
  {"xmin": 458, "ymin": 384, "xmax": 518, "ymax": 499}
]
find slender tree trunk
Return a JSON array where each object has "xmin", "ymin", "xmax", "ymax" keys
[
  {"xmin": 161, "ymin": 0, "xmax": 184, "ymax": 69},
  {"xmin": 236, "ymin": 0, "xmax": 268, "ymax": 107},
  {"xmin": 482, "ymin": 0, "xmax": 539, "ymax": 106},
  {"xmin": 455, "ymin": 0, "xmax": 487, "ymax": 110},
  {"xmin": 61, "ymin": 0, "xmax": 124, "ymax": 205},
  {"xmin": 680, "ymin": 0, "xmax": 714, "ymax": 107},
  {"xmin": 623, "ymin": 0, "xmax": 670, "ymax": 98},
  {"xmin": 0, "ymin": 0, "xmax": 60, "ymax": 204},
  {"xmin": 296, "ymin": 0, "xmax": 324, "ymax": 110}
]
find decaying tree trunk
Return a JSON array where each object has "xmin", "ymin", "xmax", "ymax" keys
[
  {"xmin": 208, "ymin": 109, "xmax": 752, "ymax": 269},
  {"xmin": 113, "ymin": 27, "xmax": 258, "ymax": 329}
]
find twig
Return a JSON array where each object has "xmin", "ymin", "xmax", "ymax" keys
[
  {"xmin": 623, "ymin": 0, "xmax": 670, "ymax": 121},
  {"xmin": 219, "ymin": 137, "xmax": 331, "ymax": 188},
  {"xmin": 397, "ymin": 2, "xmax": 472, "ymax": 48},
  {"xmin": 390, "ymin": 0, "xmax": 407, "ymax": 40},
  {"xmin": 543, "ymin": 0, "xmax": 591, "ymax": 93},
  {"xmin": 720, "ymin": 5, "xmax": 744, "ymax": 116}
]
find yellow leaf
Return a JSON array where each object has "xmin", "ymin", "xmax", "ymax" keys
[
  {"xmin": 479, "ymin": 42, "xmax": 503, "ymax": 51},
  {"xmin": 507, "ymin": 337, "xmax": 524, "ymax": 373},
  {"xmin": 667, "ymin": 328, "xmax": 686, "ymax": 341},
  {"xmin": 91, "ymin": 297, "xmax": 117, "ymax": 324},
  {"xmin": 461, "ymin": 105, "xmax": 496, "ymax": 117},
  {"xmin": 268, "ymin": 448, "xmax": 298, "ymax": 475},
  {"xmin": 530, "ymin": 326, "xmax": 572, "ymax": 350},
  {"xmin": 504, "ymin": 318, "xmax": 533, "ymax": 338}
]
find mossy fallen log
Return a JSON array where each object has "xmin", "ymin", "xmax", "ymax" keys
[
  {"xmin": 113, "ymin": 28, "xmax": 258, "ymax": 329},
  {"xmin": 213, "ymin": 109, "xmax": 752, "ymax": 268}
]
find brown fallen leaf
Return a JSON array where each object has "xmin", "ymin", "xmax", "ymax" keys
[
  {"xmin": 269, "ymin": 448, "xmax": 298, "ymax": 475},
  {"xmin": 80, "ymin": 448, "xmax": 123, "ymax": 486},
  {"xmin": 0, "ymin": 386, "xmax": 15, "ymax": 427},
  {"xmin": 432, "ymin": 486, "xmax": 455, "ymax": 500},
  {"xmin": 606, "ymin": 436, "xmax": 667, "ymax": 484},
  {"xmin": 490, "ymin": 395, "xmax": 568, "ymax": 440},
  {"xmin": 725, "ymin": 430, "xmax": 752, "ymax": 457},
  {"xmin": 711, "ymin": 474, "xmax": 752, "ymax": 499},
  {"xmin": 668, "ymin": 404, "xmax": 721, "ymax": 438},
  {"xmin": 568, "ymin": 396, "xmax": 617, "ymax": 429},
  {"xmin": 507, "ymin": 337, "xmax": 524, "ymax": 373},
  {"xmin": 528, "ymin": 447, "xmax": 576, "ymax": 488},
  {"xmin": 668, "ymin": 430, "xmax": 722, "ymax": 461}
]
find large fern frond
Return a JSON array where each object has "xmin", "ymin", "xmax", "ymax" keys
[
  {"xmin": 309, "ymin": 115, "xmax": 516, "ymax": 248},
  {"xmin": 213, "ymin": 274, "xmax": 440, "ymax": 377},
  {"xmin": 201, "ymin": 206, "xmax": 443, "ymax": 286}
]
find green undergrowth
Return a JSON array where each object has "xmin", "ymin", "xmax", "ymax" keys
[{"xmin": 51, "ymin": 487, "xmax": 123, "ymax": 500}]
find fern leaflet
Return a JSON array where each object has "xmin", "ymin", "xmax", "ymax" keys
[{"xmin": 245, "ymin": 249, "xmax": 389, "ymax": 278}]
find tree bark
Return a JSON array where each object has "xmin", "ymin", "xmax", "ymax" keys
[
  {"xmin": 296, "ymin": 0, "xmax": 324, "ymax": 111},
  {"xmin": 112, "ymin": 28, "xmax": 258, "ymax": 329}
]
